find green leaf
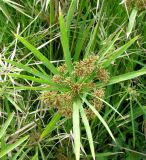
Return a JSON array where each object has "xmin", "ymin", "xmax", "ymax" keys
[
  {"xmin": 73, "ymin": 99, "xmax": 80, "ymax": 160},
  {"xmin": 3, "ymin": 0, "xmax": 32, "ymax": 18},
  {"xmin": 88, "ymin": 93, "xmax": 124, "ymax": 119},
  {"xmin": 40, "ymin": 113, "xmax": 61, "ymax": 139},
  {"xmin": 66, "ymin": 0, "xmax": 77, "ymax": 38},
  {"xmin": 130, "ymin": 99, "xmax": 135, "ymax": 148},
  {"xmin": 127, "ymin": 7, "xmax": 137, "ymax": 38},
  {"xmin": 83, "ymin": 99, "xmax": 116, "ymax": 142},
  {"xmin": 14, "ymin": 34, "xmax": 58, "ymax": 75},
  {"xmin": 99, "ymin": 29, "xmax": 123, "ymax": 61},
  {"xmin": 80, "ymin": 104, "xmax": 95, "ymax": 160},
  {"xmin": 5, "ymin": 96, "xmax": 23, "ymax": 112},
  {"xmin": 0, "ymin": 2, "xmax": 13, "ymax": 24},
  {"xmin": 59, "ymin": 8, "xmax": 73, "ymax": 73},
  {"xmin": 103, "ymin": 36, "xmax": 139, "ymax": 68},
  {"xmin": 5, "ymin": 59, "xmax": 53, "ymax": 82},
  {"xmin": 106, "ymin": 68, "xmax": 146, "ymax": 86},
  {"xmin": 7, "ymin": 86, "xmax": 57, "ymax": 91},
  {"xmin": 0, "ymin": 135, "xmax": 29, "ymax": 158},
  {"xmin": 74, "ymin": 20, "xmax": 93, "ymax": 61},
  {"xmin": 8, "ymin": 73, "xmax": 53, "ymax": 85},
  {"xmin": 32, "ymin": 150, "xmax": 38, "ymax": 160},
  {"xmin": 12, "ymin": 142, "xmax": 27, "ymax": 160},
  {"xmin": 0, "ymin": 112, "xmax": 14, "ymax": 139},
  {"xmin": 84, "ymin": 22, "xmax": 99, "ymax": 58}
]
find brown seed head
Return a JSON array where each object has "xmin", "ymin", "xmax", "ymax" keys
[
  {"xmin": 73, "ymin": 55, "xmax": 97, "ymax": 77},
  {"xmin": 125, "ymin": 0, "xmax": 146, "ymax": 11},
  {"xmin": 58, "ymin": 63, "xmax": 67, "ymax": 73},
  {"xmin": 85, "ymin": 108, "xmax": 96, "ymax": 120},
  {"xmin": 52, "ymin": 75, "xmax": 62, "ymax": 84},
  {"xmin": 96, "ymin": 67, "xmax": 109, "ymax": 83}
]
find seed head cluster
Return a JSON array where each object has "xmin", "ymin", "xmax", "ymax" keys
[
  {"xmin": 41, "ymin": 55, "xmax": 109, "ymax": 119},
  {"xmin": 73, "ymin": 55, "xmax": 97, "ymax": 77},
  {"xmin": 96, "ymin": 67, "xmax": 109, "ymax": 83},
  {"xmin": 125, "ymin": 0, "xmax": 146, "ymax": 11}
]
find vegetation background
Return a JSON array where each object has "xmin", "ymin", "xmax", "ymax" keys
[{"xmin": 0, "ymin": 0, "xmax": 146, "ymax": 159}]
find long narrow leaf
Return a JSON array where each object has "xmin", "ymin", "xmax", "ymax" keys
[
  {"xmin": 73, "ymin": 99, "xmax": 80, "ymax": 160},
  {"xmin": 14, "ymin": 34, "xmax": 58, "ymax": 75},
  {"xmin": 0, "ymin": 135, "xmax": 29, "ymax": 158},
  {"xmin": 59, "ymin": 7, "xmax": 73, "ymax": 73},
  {"xmin": 103, "ymin": 36, "xmax": 138, "ymax": 68},
  {"xmin": 99, "ymin": 29, "xmax": 123, "ymax": 60},
  {"xmin": 83, "ymin": 99, "xmax": 116, "ymax": 142},
  {"xmin": 96, "ymin": 68, "xmax": 146, "ymax": 88},
  {"xmin": 80, "ymin": 104, "xmax": 95, "ymax": 160},
  {"xmin": 107, "ymin": 68, "xmax": 146, "ymax": 86},
  {"xmin": 0, "ymin": 112, "xmax": 14, "ymax": 139},
  {"xmin": 5, "ymin": 59, "xmax": 52, "ymax": 81},
  {"xmin": 84, "ymin": 22, "xmax": 99, "ymax": 58},
  {"xmin": 12, "ymin": 142, "xmax": 28, "ymax": 160},
  {"xmin": 127, "ymin": 7, "xmax": 137, "ymax": 38},
  {"xmin": 40, "ymin": 113, "xmax": 61, "ymax": 139},
  {"xmin": 8, "ymin": 73, "xmax": 53, "ymax": 85},
  {"xmin": 6, "ymin": 96, "xmax": 23, "ymax": 112},
  {"xmin": 66, "ymin": 0, "xmax": 77, "ymax": 38}
]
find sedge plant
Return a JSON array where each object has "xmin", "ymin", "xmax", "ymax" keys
[{"xmin": 2, "ymin": 0, "xmax": 146, "ymax": 159}]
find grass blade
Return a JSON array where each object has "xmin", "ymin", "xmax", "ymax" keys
[
  {"xmin": 83, "ymin": 98, "xmax": 116, "ymax": 143},
  {"xmin": 74, "ymin": 20, "xmax": 93, "ymax": 61},
  {"xmin": 80, "ymin": 104, "xmax": 95, "ymax": 160},
  {"xmin": 40, "ymin": 113, "xmax": 61, "ymax": 139},
  {"xmin": 73, "ymin": 99, "xmax": 80, "ymax": 160},
  {"xmin": 66, "ymin": 0, "xmax": 77, "ymax": 38},
  {"xmin": 5, "ymin": 59, "xmax": 53, "ymax": 82},
  {"xmin": 127, "ymin": 7, "xmax": 137, "ymax": 38},
  {"xmin": 59, "ymin": 7, "xmax": 73, "ymax": 73},
  {"xmin": 106, "ymin": 68, "xmax": 146, "ymax": 86},
  {"xmin": 84, "ymin": 22, "xmax": 99, "ymax": 58},
  {"xmin": 0, "ymin": 112, "xmax": 14, "ymax": 139},
  {"xmin": 103, "ymin": 36, "xmax": 139, "ymax": 68},
  {"xmin": 130, "ymin": 99, "xmax": 135, "ymax": 148},
  {"xmin": 14, "ymin": 34, "xmax": 58, "ymax": 75},
  {"xmin": 99, "ymin": 29, "xmax": 123, "ymax": 61},
  {"xmin": 5, "ymin": 96, "xmax": 23, "ymax": 112},
  {"xmin": 8, "ymin": 73, "xmax": 53, "ymax": 85},
  {"xmin": 0, "ymin": 135, "xmax": 29, "ymax": 158},
  {"xmin": 87, "ymin": 93, "xmax": 124, "ymax": 119},
  {"xmin": 12, "ymin": 142, "xmax": 27, "ymax": 160},
  {"xmin": 32, "ymin": 150, "xmax": 38, "ymax": 160}
]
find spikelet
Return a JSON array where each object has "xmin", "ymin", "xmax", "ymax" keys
[
  {"xmin": 92, "ymin": 88, "xmax": 105, "ymax": 111},
  {"xmin": 73, "ymin": 55, "xmax": 97, "ymax": 77},
  {"xmin": 52, "ymin": 75, "xmax": 62, "ymax": 84},
  {"xmin": 96, "ymin": 67, "xmax": 109, "ymax": 83},
  {"xmin": 85, "ymin": 108, "xmax": 96, "ymax": 120},
  {"xmin": 58, "ymin": 63, "xmax": 67, "ymax": 73}
]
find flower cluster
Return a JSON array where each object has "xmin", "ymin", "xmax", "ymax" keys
[
  {"xmin": 73, "ymin": 55, "xmax": 97, "ymax": 77},
  {"xmin": 125, "ymin": 0, "xmax": 146, "ymax": 11},
  {"xmin": 40, "ymin": 55, "xmax": 109, "ymax": 119}
]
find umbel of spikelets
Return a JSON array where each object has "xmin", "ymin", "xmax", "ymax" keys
[{"xmin": 40, "ymin": 55, "xmax": 109, "ymax": 119}]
